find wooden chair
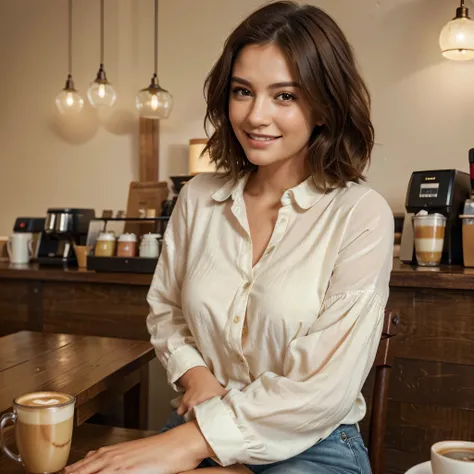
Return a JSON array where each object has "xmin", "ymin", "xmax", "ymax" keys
[{"xmin": 367, "ymin": 309, "xmax": 400, "ymax": 474}]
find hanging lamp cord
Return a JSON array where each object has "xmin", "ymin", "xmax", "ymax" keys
[
  {"xmin": 100, "ymin": 0, "xmax": 104, "ymax": 66},
  {"xmin": 154, "ymin": 0, "xmax": 158, "ymax": 76},
  {"xmin": 68, "ymin": 0, "xmax": 73, "ymax": 76}
]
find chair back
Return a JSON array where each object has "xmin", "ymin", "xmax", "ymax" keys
[{"xmin": 368, "ymin": 309, "xmax": 400, "ymax": 474}]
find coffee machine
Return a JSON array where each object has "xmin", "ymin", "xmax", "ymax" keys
[
  {"xmin": 399, "ymin": 169, "xmax": 470, "ymax": 265},
  {"xmin": 37, "ymin": 208, "xmax": 95, "ymax": 266}
]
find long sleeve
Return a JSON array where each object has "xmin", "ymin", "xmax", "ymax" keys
[
  {"xmin": 193, "ymin": 191, "xmax": 394, "ymax": 466},
  {"xmin": 146, "ymin": 183, "xmax": 207, "ymax": 391}
]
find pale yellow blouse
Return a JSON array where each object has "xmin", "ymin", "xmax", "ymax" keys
[{"xmin": 146, "ymin": 173, "xmax": 394, "ymax": 466}]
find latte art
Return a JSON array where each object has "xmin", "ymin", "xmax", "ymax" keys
[{"xmin": 32, "ymin": 398, "xmax": 61, "ymax": 406}]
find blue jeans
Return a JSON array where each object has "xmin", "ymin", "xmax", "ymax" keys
[{"xmin": 161, "ymin": 411, "xmax": 371, "ymax": 474}]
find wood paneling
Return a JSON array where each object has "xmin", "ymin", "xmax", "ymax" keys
[
  {"xmin": 139, "ymin": 117, "xmax": 159, "ymax": 181},
  {"xmin": 42, "ymin": 282, "xmax": 149, "ymax": 340}
]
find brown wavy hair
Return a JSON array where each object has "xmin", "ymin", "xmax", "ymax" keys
[{"xmin": 203, "ymin": 1, "xmax": 374, "ymax": 191}]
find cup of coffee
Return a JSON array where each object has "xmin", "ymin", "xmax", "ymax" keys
[
  {"xmin": 413, "ymin": 213, "xmax": 446, "ymax": 266},
  {"xmin": 432, "ymin": 441, "xmax": 474, "ymax": 474},
  {"xmin": 0, "ymin": 391, "xmax": 75, "ymax": 474}
]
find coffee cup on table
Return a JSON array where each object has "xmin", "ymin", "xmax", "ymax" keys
[
  {"xmin": 0, "ymin": 391, "xmax": 75, "ymax": 474},
  {"xmin": 413, "ymin": 211, "xmax": 446, "ymax": 267},
  {"xmin": 432, "ymin": 441, "xmax": 474, "ymax": 474}
]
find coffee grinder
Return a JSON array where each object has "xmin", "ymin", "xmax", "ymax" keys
[
  {"xmin": 399, "ymin": 169, "xmax": 470, "ymax": 265},
  {"xmin": 37, "ymin": 208, "xmax": 95, "ymax": 266}
]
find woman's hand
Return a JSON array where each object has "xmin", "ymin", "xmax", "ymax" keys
[
  {"xmin": 64, "ymin": 420, "xmax": 214, "ymax": 474},
  {"xmin": 177, "ymin": 366, "xmax": 227, "ymax": 416}
]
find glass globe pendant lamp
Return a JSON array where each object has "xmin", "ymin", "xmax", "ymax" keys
[
  {"xmin": 55, "ymin": 0, "xmax": 84, "ymax": 115},
  {"xmin": 136, "ymin": 0, "xmax": 173, "ymax": 119},
  {"xmin": 440, "ymin": 0, "xmax": 474, "ymax": 60},
  {"xmin": 87, "ymin": 0, "xmax": 117, "ymax": 107}
]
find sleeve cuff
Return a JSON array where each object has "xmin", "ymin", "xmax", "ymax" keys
[
  {"xmin": 166, "ymin": 345, "xmax": 208, "ymax": 391},
  {"xmin": 194, "ymin": 396, "xmax": 247, "ymax": 466}
]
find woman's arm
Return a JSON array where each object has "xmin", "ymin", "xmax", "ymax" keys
[
  {"xmin": 146, "ymin": 181, "xmax": 210, "ymax": 390},
  {"xmin": 64, "ymin": 420, "xmax": 215, "ymax": 474}
]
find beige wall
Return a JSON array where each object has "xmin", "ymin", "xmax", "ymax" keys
[
  {"xmin": 2, "ymin": 0, "xmax": 474, "ymax": 236},
  {"xmin": 2, "ymin": 0, "xmax": 474, "ymax": 427}
]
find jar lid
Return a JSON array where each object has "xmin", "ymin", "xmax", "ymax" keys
[
  {"xmin": 97, "ymin": 232, "xmax": 116, "ymax": 241},
  {"xmin": 142, "ymin": 233, "xmax": 161, "ymax": 240},
  {"xmin": 118, "ymin": 233, "xmax": 137, "ymax": 242}
]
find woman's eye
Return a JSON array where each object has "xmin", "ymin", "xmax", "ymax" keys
[
  {"xmin": 277, "ymin": 92, "xmax": 296, "ymax": 102},
  {"xmin": 232, "ymin": 87, "xmax": 252, "ymax": 97}
]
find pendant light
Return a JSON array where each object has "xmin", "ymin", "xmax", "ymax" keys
[
  {"xmin": 136, "ymin": 0, "xmax": 173, "ymax": 119},
  {"xmin": 87, "ymin": 0, "xmax": 117, "ymax": 107},
  {"xmin": 440, "ymin": 0, "xmax": 474, "ymax": 60},
  {"xmin": 55, "ymin": 0, "xmax": 84, "ymax": 115}
]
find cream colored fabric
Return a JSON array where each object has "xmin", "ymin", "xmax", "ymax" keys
[{"xmin": 146, "ymin": 173, "xmax": 394, "ymax": 466}]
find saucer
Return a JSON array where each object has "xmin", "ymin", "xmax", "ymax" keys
[{"xmin": 406, "ymin": 461, "xmax": 431, "ymax": 474}]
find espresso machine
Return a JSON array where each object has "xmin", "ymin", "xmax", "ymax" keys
[
  {"xmin": 399, "ymin": 169, "xmax": 470, "ymax": 265},
  {"xmin": 37, "ymin": 208, "xmax": 95, "ymax": 266}
]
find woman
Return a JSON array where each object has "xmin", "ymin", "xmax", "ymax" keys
[{"xmin": 65, "ymin": 2, "xmax": 393, "ymax": 474}]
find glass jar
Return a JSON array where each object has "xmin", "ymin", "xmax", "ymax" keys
[
  {"xmin": 117, "ymin": 233, "xmax": 137, "ymax": 257},
  {"xmin": 139, "ymin": 233, "xmax": 161, "ymax": 258},
  {"xmin": 95, "ymin": 232, "xmax": 116, "ymax": 257}
]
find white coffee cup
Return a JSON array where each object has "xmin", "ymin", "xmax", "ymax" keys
[
  {"xmin": 7, "ymin": 233, "xmax": 33, "ymax": 265},
  {"xmin": 432, "ymin": 441, "xmax": 474, "ymax": 474}
]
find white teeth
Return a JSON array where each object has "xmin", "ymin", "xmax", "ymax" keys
[{"xmin": 249, "ymin": 134, "xmax": 276, "ymax": 141}]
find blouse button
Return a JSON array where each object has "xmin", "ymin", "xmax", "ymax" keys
[
  {"xmin": 267, "ymin": 246, "xmax": 275, "ymax": 254},
  {"xmin": 279, "ymin": 217, "xmax": 287, "ymax": 224},
  {"xmin": 243, "ymin": 282, "xmax": 251, "ymax": 290},
  {"xmin": 233, "ymin": 316, "xmax": 241, "ymax": 324}
]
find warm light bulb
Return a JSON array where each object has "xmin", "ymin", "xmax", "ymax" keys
[
  {"xmin": 151, "ymin": 94, "xmax": 159, "ymax": 111},
  {"xmin": 55, "ymin": 87, "xmax": 84, "ymax": 116},
  {"xmin": 87, "ymin": 79, "xmax": 117, "ymax": 107},
  {"xmin": 66, "ymin": 93, "xmax": 74, "ymax": 107}
]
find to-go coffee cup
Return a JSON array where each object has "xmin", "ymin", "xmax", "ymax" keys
[
  {"xmin": 432, "ymin": 440, "xmax": 474, "ymax": 474},
  {"xmin": 0, "ymin": 391, "xmax": 75, "ymax": 474},
  {"xmin": 413, "ymin": 212, "xmax": 446, "ymax": 267}
]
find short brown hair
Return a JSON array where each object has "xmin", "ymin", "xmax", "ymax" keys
[{"xmin": 203, "ymin": 1, "xmax": 374, "ymax": 191}]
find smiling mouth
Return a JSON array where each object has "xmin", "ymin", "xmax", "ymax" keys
[{"xmin": 245, "ymin": 132, "xmax": 282, "ymax": 142}]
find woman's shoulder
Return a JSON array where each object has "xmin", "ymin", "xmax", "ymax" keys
[
  {"xmin": 181, "ymin": 173, "xmax": 230, "ymax": 200},
  {"xmin": 332, "ymin": 182, "xmax": 394, "ymax": 231},
  {"xmin": 335, "ymin": 181, "xmax": 392, "ymax": 214}
]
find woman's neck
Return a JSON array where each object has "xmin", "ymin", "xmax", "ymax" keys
[{"xmin": 245, "ymin": 159, "xmax": 310, "ymax": 203}]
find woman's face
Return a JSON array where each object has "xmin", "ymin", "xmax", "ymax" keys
[{"xmin": 229, "ymin": 43, "xmax": 321, "ymax": 169}]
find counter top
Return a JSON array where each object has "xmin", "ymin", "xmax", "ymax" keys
[
  {"xmin": 0, "ymin": 261, "xmax": 152, "ymax": 286},
  {"xmin": 1, "ymin": 260, "xmax": 474, "ymax": 290},
  {"xmin": 389, "ymin": 259, "xmax": 474, "ymax": 290}
]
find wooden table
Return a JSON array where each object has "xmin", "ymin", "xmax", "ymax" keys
[
  {"xmin": 0, "ymin": 423, "xmax": 159, "ymax": 474},
  {"xmin": 0, "ymin": 331, "xmax": 155, "ymax": 429}
]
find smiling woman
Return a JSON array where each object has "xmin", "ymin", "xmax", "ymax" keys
[{"xmin": 64, "ymin": 3, "xmax": 392, "ymax": 474}]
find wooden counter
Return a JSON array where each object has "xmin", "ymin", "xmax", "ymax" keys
[
  {"xmin": 2, "ymin": 259, "xmax": 474, "ymax": 289},
  {"xmin": 1, "ymin": 260, "xmax": 474, "ymax": 473}
]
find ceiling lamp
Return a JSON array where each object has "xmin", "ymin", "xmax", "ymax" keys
[
  {"xmin": 87, "ymin": 0, "xmax": 117, "ymax": 107},
  {"xmin": 136, "ymin": 0, "xmax": 173, "ymax": 119},
  {"xmin": 440, "ymin": 0, "xmax": 474, "ymax": 60},
  {"xmin": 55, "ymin": 0, "xmax": 84, "ymax": 115}
]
